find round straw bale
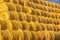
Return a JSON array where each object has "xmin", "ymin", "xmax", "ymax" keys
[{"xmin": 29, "ymin": 22, "xmax": 36, "ymax": 31}]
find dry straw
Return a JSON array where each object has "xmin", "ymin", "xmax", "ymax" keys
[
  {"xmin": 31, "ymin": 8, "xmax": 36, "ymax": 15},
  {"xmin": 40, "ymin": 11, "xmax": 47, "ymax": 17},
  {"xmin": 13, "ymin": 0, "xmax": 18, "ymax": 4},
  {"xmin": 21, "ymin": 21, "xmax": 29, "ymax": 30},
  {"xmin": 0, "ymin": 11, "xmax": 10, "ymax": 20},
  {"xmin": 36, "ymin": 31, "xmax": 50, "ymax": 40},
  {"xmin": 31, "ymin": 15, "xmax": 38, "ymax": 22},
  {"xmin": 23, "ymin": 30, "xmax": 31, "ymax": 40},
  {"xmin": 0, "ymin": 20, "xmax": 11, "ymax": 30},
  {"xmin": 10, "ymin": 20, "xmax": 22, "ymax": 30},
  {"xmin": 16, "ymin": 5, "xmax": 22, "ymax": 12},
  {"xmin": 9, "ymin": 30, "xmax": 22, "ymax": 40},
  {"xmin": 6, "ymin": 3, "xmax": 16, "ymax": 11},
  {"xmin": 54, "ymin": 31, "xmax": 60, "ymax": 40},
  {"xmin": 57, "ymin": 13, "xmax": 60, "ymax": 19},
  {"xmin": 35, "ymin": 9, "xmax": 41, "ymax": 16},
  {"xmin": 0, "ymin": 2, "xmax": 8, "ymax": 11},
  {"xmin": 34, "ymin": 22, "xmax": 42, "ymax": 31},
  {"xmin": 45, "ymin": 24, "xmax": 57, "ymax": 31},
  {"xmin": 8, "ymin": 11, "xmax": 19, "ymax": 20},
  {"xmin": 18, "ymin": 0, "xmax": 27, "ymax": 6},
  {"xmin": 22, "ymin": 6, "xmax": 31, "ymax": 13},
  {"xmin": 1, "ymin": 30, "xmax": 12, "ymax": 40},
  {"xmin": 45, "ymin": 24, "xmax": 53, "ymax": 31},
  {"xmin": 18, "ymin": 12, "xmax": 26, "ymax": 21},
  {"xmin": 40, "ymin": 23, "xmax": 47, "ymax": 31},
  {"xmin": 52, "ymin": 24, "xmax": 57, "ymax": 31},
  {"xmin": 45, "ymin": 12, "xmax": 52, "ymax": 18},
  {"xmin": 25, "ymin": 14, "xmax": 32, "ymax": 22},
  {"xmin": 30, "ymin": 31, "xmax": 37, "ymax": 40},
  {"xmin": 41, "ymin": 17, "xmax": 47, "ymax": 23},
  {"xmin": 37, "ymin": 16, "xmax": 42, "ymax": 23},
  {"xmin": 56, "ymin": 25, "xmax": 60, "ymax": 31},
  {"xmin": 29, "ymin": 22, "xmax": 36, "ymax": 31},
  {"xmin": 49, "ymin": 31, "xmax": 55, "ymax": 40}
]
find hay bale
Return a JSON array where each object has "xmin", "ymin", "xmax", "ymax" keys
[
  {"xmin": 46, "ymin": 12, "xmax": 52, "ymax": 18},
  {"xmin": 26, "ymin": 1, "xmax": 36, "ymax": 9},
  {"xmin": 56, "ymin": 25, "xmax": 60, "ymax": 31},
  {"xmin": 43, "ymin": 2, "xmax": 48, "ymax": 6},
  {"xmin": 26, "ymin": 1, "xmax": 32, "ymax": 7},
  {"xmin": 33, "ymin": 0, "xmax": 39, "ymax": 4},
  {"xmin": 29, "ymin": 22, "xmax": 36, "ymax": 31},
  {"xmin": 18, "ymin": 12, "xmax": 26, "ymax": 21},
  {"xmin": 3, "ymin": 0, "xmax": 10, "ymax": 2},
  {"xmin": 51, "ymin": 8, "xmax": 55, "ymax": 12},
  {"xmin": 52, "ymin": 24, "xmax": 57, "ymax": 31},
  {"xmin": 30, "ymin": 31, "xmax": 38, "ymax": 40},
  {"xmin": 45, "ymin": 24, "xmax": 52, "ymax": 31},
  {"xmin": 31, "ymin": 15, "xmax": 38, "ymax": 22},
  {"xmin": 54, "ymin": 32, "xmax": 60, "ymax": 40},
  {"xmin": 49, "ymin": 31, "xmax": 55, "ymax": 40},
  {"xmin": 35, "ymin": 9, "xmax": 41, "ymax": 16},
  {"xmin": 51, "ymin": 13, "xmax": 56, "ymax": 18},
  {"xmin": 10, "ymin": 20, "xmax": 22, "ymax": 30},
  {"xmin": 25, "ymin": 14, "xmax": 32, "ymax": 22},
  {"xmin": 31, "ymin": 8, "xmax": 36, "ymax": 15},
  {"xmin": 1, "ymin": 30, "xmax": 12, "ymax": 40},
  {"xmin": 40, "ymin": 11, "xmax": 47, "ymax": 17},
  {"xmin": 54, "ymin": 13, "xmax": 58, "ymax": 19},
  {"xmin": 41, "ymin": 17, "xmax": 47, "ymax": 23},
  {"xmin": 22, "ymin": 6, "xmax": 31, "ymax": 13},
  {"xmin": 36, "ymin": 31, "xmax": 42, "ymax": 40},
  {"xmin": 31, "ymin": 2, "xmax": 36, "ymax": 9},
  {"xmin": 0, "ymin": 11, "xmax": 10, "ymax": 20},
  {"xmin": 48, "ymin": 2, "xmax": 51, "ymax": 7},
  {"xmin": 34, "ymin": 23, "xmax": 42, "ymax": 31},
  {"xmin": 46, "ymin": 18, "xmax": 53, "ymax": 24},
  {"xmin": 53, "ymin": 19, "xmax": 58, "ymax": 25},
  {"xmin": 48, "ymin": 18, "xmax": 53, "ymax": 24},
  {"xmin": 18, "ymin": 0, "xmax": 27, "ymax": 6},
  {"xmin": 39, "ymin": 0, "xmax": 44, "ymax": 5},
  {"xmin": 56, "ymin": 19, "xmax": 60, "ymax": 25},
  {"xmin": 42, "ymin": 6, "xmax": 48, "ymax": 11},
  {"xmin": 8, "ymin": 11, "xmax": 19, "ymax": 20},
  {"xmin": 50, "ymin": 3, "xmax": 55, "ymax": 8},
  {"xmin": 37, "ymin": 16, "xmax": 42, "ymax": 23},
  {"xmin": 13, "ymin": 0, "xmax": 18, "ymax": 4},
  {"xmin": 0, "ymin": 2, "xmax": 8, "ymax": 11},
  {"xmin": 34, "ymin": 4, "xmax": 38, "ymax": 9},
  {"xmin": 18, "ymin": 30, "xmax": 24, "ymax": 40},
  {"xmin": 46, "ymin": 24, "xmax": 54, "ymax": 31},
  {"xmin": 40, "ymin": 23, "xmax": 47, "ymax": 31},
  {"xmin": 9, "ymin": 30, "xmax": 23, "ymax": 40},
  {"xmin": 23, "ymin": 30, "xmax": 31, "ymax": 40},
  {"xmin": 21, "ymin": 21, "xmax": 29, "ymax": 30},
  {"xmin": 36, "ymin": 31, "xmax": 50, "ymax": 40},
  {"xmin": 0, "ymin": 20, "xmax": 11, "ymax": 30},
  {"xmin": 16, "ymin": 5, "xmax": 22, "ymax": 12},
  {"xmin": 39, "ymin": 5, "xmax": 44, "ymax": 10},
  {"xmin": 57, "ymin": 14, "xmax": 60, "ymax": 19},
  {"xmin": 6, "ymin": 3, "xmax": 15, "ymax": 11}
]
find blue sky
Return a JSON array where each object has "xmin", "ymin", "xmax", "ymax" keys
[{"xmin": 46, "ymin": 0, "xmax": 60, "ymax": 4}]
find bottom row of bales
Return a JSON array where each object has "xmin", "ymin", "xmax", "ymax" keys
[
  {"xmin": 0, "ymin": 19, "xmax": 60, "ymax": 31},
  {"xmin": 0, "ymin": 30, "xmax": 60, "ymax": 40}
]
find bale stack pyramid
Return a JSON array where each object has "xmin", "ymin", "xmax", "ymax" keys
[{"xmin": 0, "ymin": 0, "xmax": 60, "ymax": 40}]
